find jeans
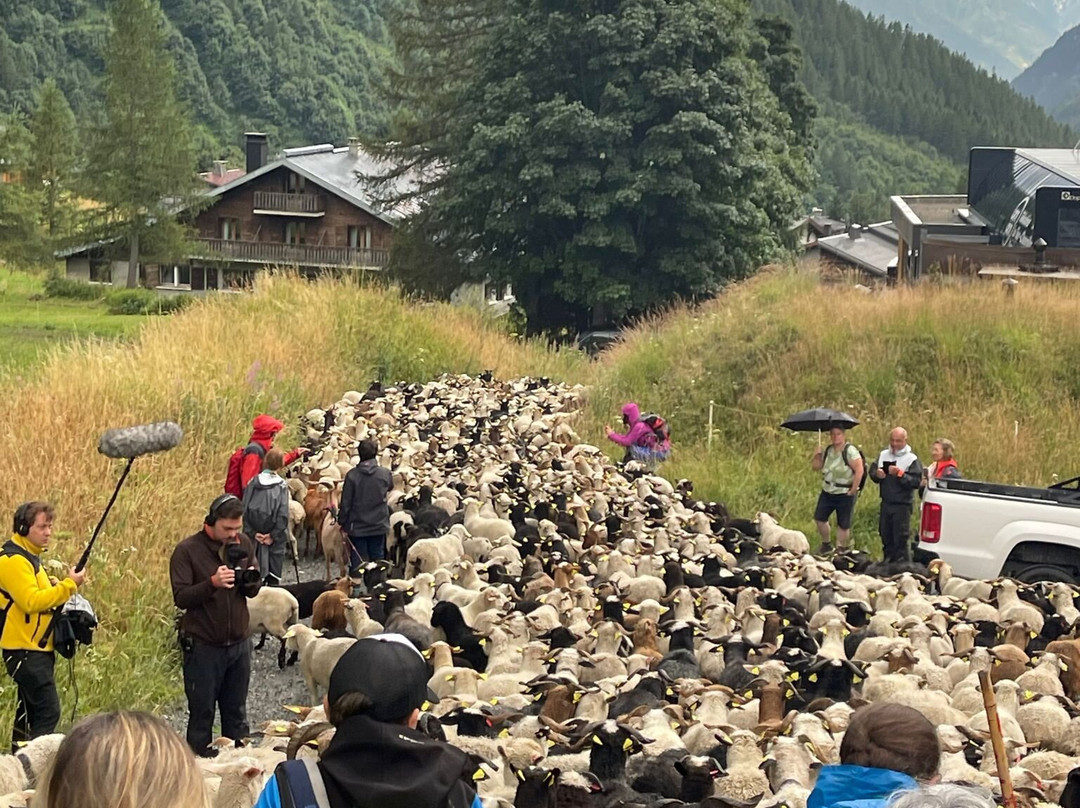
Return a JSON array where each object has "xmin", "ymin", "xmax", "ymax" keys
[
  {"xmin": 181, "ymin": 638, "xmax": 251, "ymax": 754},
  {"xmin": 2, "ymin": 650, "xmax": 59, "ymax": 752},
  {"xmin": 346, "ymin": 534, "xmax": 386, "ymax": 575}
]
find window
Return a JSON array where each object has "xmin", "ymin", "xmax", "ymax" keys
[
  {"xmin": 287, "ymin": 172, "xmax": 306, "ymax": 194},
  {"xmin": 347, "ymin": 225, "xmax": 372, "ymax": 249},
  {"xmin": 285, "ymin": 221, "xmax": 307, "ymax": 245},
  {"xmin": 219, "ymin": 218, "xmax": 240, "ymax": 240}
]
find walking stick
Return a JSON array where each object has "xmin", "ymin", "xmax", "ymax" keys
[
  {"xmin": 979, "ymin": 670, "xmax": 1017, "ymax": 808},
  {"xmin": 290, "ymin": 537, "xmax": 301, "ymax": 585}
]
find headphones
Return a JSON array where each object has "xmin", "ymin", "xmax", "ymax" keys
[
  {"xmin": 12, "ymin": 502, "xmax": 33, "ymax": 537},
  {"xmin": 205, "ymin": 494, "xmax": 240, "ymax": 526}
]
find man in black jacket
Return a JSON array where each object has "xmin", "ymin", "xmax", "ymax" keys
[
  {"xmin": 254, "ymin": 633, "xmax": 481, "ymax": 808},
  {"xmin": 338, "ymin": 439, "xmax": 392, "ymax": 574},
  {"xmin": 868, "ymin": 427, "xmax": 924, "ymax": 564},
  {"xmin": 169, "ymin": 494, "xmax": 261, "ymax": 756}
]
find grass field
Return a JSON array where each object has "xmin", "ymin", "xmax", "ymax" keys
[
  {"xmin": 0, "ymin": 269, "xmax": 142, "ymax": 375},
  {"xmin": 0, "ymin": 264, "xmax": 1078, "ymax": 728}
]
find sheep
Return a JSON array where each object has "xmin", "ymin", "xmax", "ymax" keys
[
  {"xmin": 713, "ymin": 730, "xmax": 771, "ymax": 803},
  {"xmin": 247, "ymin": 586, "xmax": 300, "ymax": 669},
  {"xmin": 1047, "ymin": 639, "xmax": 1080, "ymax": 700},
  {"xmin": 311, "ymin": 589, "xmax": 348, "ymax": 633},
  {"xmin": 0, "ymin": 734, "xmax": 64, "ymax": 794},
  {"xmin": 1018, "ymin": 652, "xmax": 1067, "ymax": 698},
  {"xmin": 755, "ymin": 513, "xmax": 810, "ymax": 555},
  {"xmin": 283, "ymin": 624, "xmax": 356, "ymax": 703},
  {"xmin": 343, "ymin": 598, "xmax": 384, "ymax": 638},
  {"xmin": 201, "ymin": 755, "xmax": 268, "ymax": 808},
  {"xmin": 407, "ymin": 533, "xmax": 466, "ymax": 576},
  {"xmin": 464, "ymin": 500, "xmax": 515, "ymax": 542}
]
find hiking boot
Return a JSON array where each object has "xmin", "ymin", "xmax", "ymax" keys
[
  {"xmin": 196, "ymin": 747, "xmax": 219, "ymax": 759},
  {"xmin": 818, "ymin": 542, "xmax": 833, "ymax": 555}
]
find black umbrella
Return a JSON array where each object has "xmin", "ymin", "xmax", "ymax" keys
[{"xmin": 780, "ymin": 408, "xmax": 860, "ymax": 433}]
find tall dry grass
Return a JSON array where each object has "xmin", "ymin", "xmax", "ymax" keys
[{"xmin": 0, "ymin": 272, "xmax": 581, "ymax": 724}]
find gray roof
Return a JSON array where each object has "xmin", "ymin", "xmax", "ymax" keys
[
  {"xmin": 814, "ymin": 221, "xmax": 898, "ymax": 277},
  {"xmin": 206, "ymin": 145, "xmax": 419, "ymax": 225},
  {"xmin": 1015, "ymin": 148, "xmax": 1080, "ymax": 188}
]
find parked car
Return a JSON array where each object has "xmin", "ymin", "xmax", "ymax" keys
[
  {"xmin": 575, "ymin": 329, "xmax": 621, "ymax": 357},
  {"xmin": 919, "ymin": 475, "xmax": 1080, "ymax": 583}
]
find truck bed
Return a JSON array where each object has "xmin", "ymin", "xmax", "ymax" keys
[{"xmin": 934, "ymin": 477, "xmax": 1080, "ymax": 508}]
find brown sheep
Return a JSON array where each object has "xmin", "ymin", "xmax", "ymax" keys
[
  {"xmin": 1046, "ymin": 639, "xmax": 1080, "ymax": 699},
  {"xmin": 302, "ymin": 487, "xmax": 333, "ymax": 558},
  {"xmin": 312, "ymin": 590, "xmax": 348, "ymax": 633},
  {"xmin": 632, "ymin": 618, "xmax": 664, "ymax": 669},
  {"xmin": 990, "ymin": 643, "xmax": 1029, "ymax": 684}
]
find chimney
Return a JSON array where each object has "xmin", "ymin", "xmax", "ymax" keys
[
  {"xmin": 244, "ymin": 132, "xmax": 268, "ymax": 173},
  {"xmin": 348, "ymin": 137, "xmax": 360, "ymax": 158},
  {"xmin": 212, "ymin": 159, "xmax": 227, "ymax": 178},
  {"xmin": 1033, "ymin": 237, "xmax": 1047, "ymax": 266},
  {"xmin": 848, "ymin": 225, "xmax": 862, "ymax": 240}
]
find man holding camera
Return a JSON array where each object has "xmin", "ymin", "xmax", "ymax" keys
[
  {"xmin": 868, "ymin": 427, "xmax": 924, "ymax": 564},
  {"xmin": 170, "ymin": 494, "xmax": 261, "ymax": 757},
  {"xmin": 0, "ymin": 501, "xmax": 86, "ymax": 752}
]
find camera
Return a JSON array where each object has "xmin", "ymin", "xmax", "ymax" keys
[{"xmin": 224, "ymin": 544, "xmax": 260, "ymax": 586}]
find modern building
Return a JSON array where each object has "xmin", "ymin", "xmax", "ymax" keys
[{"xmin": 889, "ymin": 195, "xmax": 990, "ymax": 281}]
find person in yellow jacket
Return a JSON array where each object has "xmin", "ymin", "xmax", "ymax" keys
[{"xmin": 0, "ymin": 502, "xmax": 85, "ymax": 752}]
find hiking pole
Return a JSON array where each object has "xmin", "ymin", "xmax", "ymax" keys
[
  {"xmin": 290, "ymin": 537, "xmax": 301, "ymax": 584},
  {"xmin": 979, "ymin": 669, "xmax": 1017, "ymax": 808},
  {"xmin": 37, "ymin": 422, "xmax": 184, "ymax": 650}
]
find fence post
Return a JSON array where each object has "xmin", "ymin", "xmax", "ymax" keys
[{"xmin": 707, "ymin": 400, "xmax": 715, "ymax": 453}]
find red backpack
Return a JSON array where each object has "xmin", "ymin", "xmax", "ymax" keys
[
  {"xmin": 224, "ymin": 442, "xmax": 265, "ymax": 497},
  {"xmin": 639, "ymin": 413, "xmax": 670, "ymax": 444}
]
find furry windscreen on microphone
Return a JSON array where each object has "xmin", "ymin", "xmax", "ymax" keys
[{"xmin": 98, "ymin": 422, "xmax": 184, "ymax": 459}]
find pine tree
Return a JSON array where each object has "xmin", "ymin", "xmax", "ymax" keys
[
  {"xmin": 0, "ymin": 113, "xmax": 45, "ymax": 267},
  {"xmin": 84, "ymin": 0, "xmax": 204, "ymax": 288},
  {"xmin": 29, "ymin": 78, "xmax": 79, "ymax": 240}
]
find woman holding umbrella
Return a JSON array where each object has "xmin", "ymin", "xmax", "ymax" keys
[{"xmin": 782, "ymin": 409, "xmax": 864, "ymax": 554}]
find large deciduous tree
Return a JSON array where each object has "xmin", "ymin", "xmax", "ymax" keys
[
  {"xmin": 378, "ymin": 0, "xmax": 813, "ymax": 333},
  {"xmin": 84, "ymin": 0, "xmax": 203, "ymax": 288}
]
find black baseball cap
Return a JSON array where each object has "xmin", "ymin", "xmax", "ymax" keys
[{"xmin": 327, "ymin": 633, "xmax": 437, "ymax": 722}]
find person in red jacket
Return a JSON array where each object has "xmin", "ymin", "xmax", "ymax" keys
[{"xmin": 239, "ymin": 415, "xmax": 307, "ymax": 492}]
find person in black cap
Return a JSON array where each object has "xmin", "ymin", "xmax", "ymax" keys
[{"xmin": 253, "ymin": 633, "xmax": 482, "ymax": 808}]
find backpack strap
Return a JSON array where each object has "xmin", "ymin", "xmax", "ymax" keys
[
  {"xmin": 0, "ymin": 541, "xmax": 41, "ymax": 635},
  {"xmin": 275, "ymin": 759, "xmax": 331, "ymax": 808},
  {"xmin": 245, "ymin": 442, "xmax": 266, "ymax": 459}
]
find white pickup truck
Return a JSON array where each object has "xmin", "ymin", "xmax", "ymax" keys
[{"xmin": 918, "ymin": 476, "xmax": 1080, "ymax": 583}]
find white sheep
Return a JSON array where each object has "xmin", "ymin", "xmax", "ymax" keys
[
  {"xmin": 283, "ymin": 624, "xmax": 357, "ymax": 703},
  {"xmin": 344, "ymin": 598, "xmax": 384, "ymax": 638},
  {"xmin": 755, "ymin": 513, "xmax": 810, "ymax": 555}
]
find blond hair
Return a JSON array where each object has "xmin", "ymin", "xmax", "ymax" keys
[
  {"xmin": 934, "ymin": 438, "xmax": 955, "ymax": 460},
  {"xmin": 36, "ymin": 711, "xmax": 209, "ymax": 808}
]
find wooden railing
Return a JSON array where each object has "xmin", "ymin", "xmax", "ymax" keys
[
  {"xmin": 252, "ymin": 191, "xmax": 326, "ymax": 214},
  {"xmin": 193, "ymin": 238, "xmax": 389, "ymax": 268}
]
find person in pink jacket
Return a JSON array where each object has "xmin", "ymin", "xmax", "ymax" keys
[{"xmin": 605, "ymin": 402, "xmax": 670, "ymax": 468}]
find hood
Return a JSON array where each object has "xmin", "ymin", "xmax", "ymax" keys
[
  {"xmin": 250, "ymin": 414, "xmax": 284, "ymax": 443},
  {"xmin": 319, "ymin": 715, "xmax": 473, "ymax": 808},
  {"xmin": 252, "ymin": 470, "xmax": 286, "ymax": 489},
  {"xmin": 357, "ymin": 458, "xmax": 381, "ymax": 475},
  {"xmin": 621, "ymin": 402, "xmax": 641, "ymax": 424},
  {"xmin": 807, "ymin": 765, "xmax": 918, "ymax": 808}
]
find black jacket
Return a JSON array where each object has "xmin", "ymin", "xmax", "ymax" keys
[
  {"xmin": 868, "ymin": 453, "xmax": 924, "ymax": 506},
  {"xmin": 316, "ymin": 714, "xmax": 478, "ymax": 808},
  {"xmin": 339, "ymin": 459, "xmax": 392, "ymax": 537},
  {"xmin": 170, "ymin": 530, "xmax": 260, "ymax": 646}
]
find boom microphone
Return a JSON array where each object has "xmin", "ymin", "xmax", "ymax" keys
[{"xmin": 98, "ymin": 421, "xmax": 184, "ymax": 459}]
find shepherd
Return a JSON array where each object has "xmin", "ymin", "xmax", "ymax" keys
[{"xmin": 605, "ymin": 402, "xmax": 671, "ymax": 469}]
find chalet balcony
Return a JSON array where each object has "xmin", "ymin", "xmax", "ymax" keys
[
  {"xmin": 192, "ymin": 238, "xmax": 389, "ymax": 269},
  {"xmin": 252, "ymin": 191, "xmax": 326, "ymax": 216}
]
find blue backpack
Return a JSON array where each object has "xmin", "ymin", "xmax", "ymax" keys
[{"xmin": 275, "ymin": 759, "xmax": 330, "ymax": 808}]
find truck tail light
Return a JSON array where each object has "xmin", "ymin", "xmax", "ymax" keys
[{"xmin": 920, "ymin": 503, "xmax": 942, "ymax": 543}]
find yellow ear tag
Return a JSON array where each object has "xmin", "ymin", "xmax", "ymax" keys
[
  {"xmin": 573, "ymin": 691, "xmax": 582, "ymax": 703},
  {"xmin": 473, "ymin": 769, "xmax": 488, "ymax": 782},
  {"xmin": 590, "ymin": 630, "xmax": 598, "ymax": 637},
  {"xmin": 1064, "ymin": 662, "xmax": 1070, "ymax": 671},
  {"xmin": 666, "ymin": 688, "xmax": 674, "ymax": 696},
  {"xmin": 809, "ymin": 673, "xmax": 818, "ymax": 683},
  {"xmin": 842, "ymin": 629, "xmax": 850, "ymax": 637},
  {"xmin": 787, "ymin": 672, "xmax": 799, "ymax": 681},
  {"xmin": 744, "ymin": 691, "xmax": 754, "ymax": 699},
  {"xmin": 446, "ymin": 674, "xmax": 455, "ymax": 681},
  {"xmin": 785, "ymin": 688, "xmax": 795, "ymax": 698},
  {"xmin": 547, "ymin": 739, "xmax": 556, "ymax": 748},
  {"xmin": 853, "ymin": 675, "xmax": 862, "ymax": 684},
  {"xmin": 783, "ymin": 619, "xmax": 790, "ymax": 626},
  {"xmin": 499, "ymin": 728, "xmax": 510, "ymax": 738},
  {"xmin": 516, "ymin": 769, "xmax": 526, "ymax": 781},
  {"xmin": 1030, "ymin": 632, "xmax": 1038, "ymax": 639},
  {"xmin": 534, "ymin": 693, "xmax": 542, "ymax": 701},
  {"xmin": 671, "ymin": 721, "xmax": 680, "ymax": 729},
  {"xmin": 593, "ymin": 735, "xmax": 603, "ymax": 746},
  {"xmin": 994, "ymin": 659, "xmax": 1001, "ymax": 666},
  {"xmin": 622, "ymin": 738, "xmax": 634, "ymax": 751},
  {"xmin": 751, "ymin": 667, "xmax": 760, "ymax": 674},
  {"xmin": 479, "ymin": 638, "xmax": 487, "ymax": 647},
  {"xmin": 623, "ymin": 602, "xmax": 631, "ymax": 610},
  {"xmin": 479, "ymin": 673, "xmax": 489, "ymax": 680},
  {"xmin": 1025, "ymin": 690, "xmax": 1034, "ymax": 699}
]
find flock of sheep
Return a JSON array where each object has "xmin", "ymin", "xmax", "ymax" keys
[{"xmin": 6, "ymin": 373, "xmax": 1080, "ymax": 808}]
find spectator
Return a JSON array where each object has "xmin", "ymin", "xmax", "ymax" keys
[
  {"xmin": 0, "ymin": 501, "xmax": 86, "ymax": 752},
  {"xmin": 605, "ymin": 402, "xmax": 671, "ymax": 469},
  {"xmin": 889, "ymin": 784, "xmax": 996, "ymax": 808},
  {"xmin": 239, "ymin": 414, "xmax": 307, "ymax": 493},
  {"xmin": 35, "ymin": 710, "xmax": 210, "ymax": 808},
  {"xmin": 924, "ymin": 438, "xmax": 961, "ymax": 484},
  {"xmin": 807, "ymin": 702, "xmax": 940, "ymax": 808},
  {"xmin": 338, "ymin": 439, "xmax": 393, "ymax": 574},
  {"xmin": 868, "ymin": 427, "xmax": 924, "ymax": 563},
  {"xmin": 254, "ymin": 633, "xmax": 481, "ymax": 808},
  {"xmin": 243, "ymin": 448, "xmax": 291, "ymax": 585},
  {"xmin": 169, "ymin": 494, "xmax": 261, "ymax": 757},
  {"xmin": 811, "ymin": 426, "xmax": 864, "ymax": 553}
]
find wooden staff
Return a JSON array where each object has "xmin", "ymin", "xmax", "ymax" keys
[{"xmin": 978, "ymin": 670, "xmax": 1016, "ymax": 808}]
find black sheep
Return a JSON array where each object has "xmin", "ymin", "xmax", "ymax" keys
[
  {"xmin": 629, "ymin": 750, "xmax": 725, "ymax": 801},
  {"xmin": 431, "ymin": 600, "xmax": 489, "ymax": 671}
]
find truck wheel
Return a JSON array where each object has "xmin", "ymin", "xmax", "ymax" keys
[{"xmin": 1011, "ymin": 564, "xmax": 1079, "ymax": 585}]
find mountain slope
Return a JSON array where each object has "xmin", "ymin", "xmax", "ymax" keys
[
  {"xmin": 842, "ymin": 0, "xmax": 1080, "ymax": 79},
  {"xmin": 1014, "ymin": 24, "xmax": 1080, "ymax": 130},
  {"xmin": 0, "ymin": 0, "xmax": 397, "ymax": 160}
]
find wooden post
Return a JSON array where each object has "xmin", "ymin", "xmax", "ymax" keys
[
  {"xmin": 978, "ymin": 670, "xmax": 1016, "ymax": 808},
  {"xmin": 707, "ymin": 400, "xmax": 715, "ymax": 453}
]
